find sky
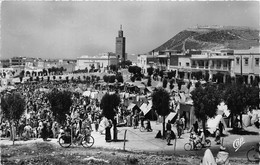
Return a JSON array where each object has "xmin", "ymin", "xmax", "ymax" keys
[{"xmin": 1, "ymin": 1, "xmax": 260, "ymax": 59}]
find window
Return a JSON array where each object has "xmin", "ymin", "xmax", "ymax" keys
[
  {"xmin": 236, "ymin": 58, "xmax": 240, "ymax": 65},
  {"xmin": 186, "ymin": 62, "xmax": 190, "ymax": 67},
  {"xmin": 256, "ymin": 58, "xmax": 259, "ymax": 66},
  {"xmin": 244, "ymin": 58, "xmax": 248, "ymax": 65},
  {"xmin": 223, "ymin": 61, "xmax": 227, "ymax": 67}
]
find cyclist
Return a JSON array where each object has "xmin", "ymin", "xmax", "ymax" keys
[{"xmin": 190, "ymin": 132, "xmax": 200, "ymax": 148}]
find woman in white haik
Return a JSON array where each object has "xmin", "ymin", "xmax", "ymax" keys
[{"xmin": 98, "ymin": 116, "xmax": 108, "ymax": 135}]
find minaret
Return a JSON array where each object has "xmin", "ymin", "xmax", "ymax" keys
[{"xmin": 115, "ymin": 25, "xmax": 126, "ymax": 63}]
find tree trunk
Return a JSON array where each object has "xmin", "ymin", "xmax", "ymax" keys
[
  {"xmin": 162, "ymin": 116, "xmax": 166, "ymax": 138},
  {"xmin": 240, "ymin": 113, "xmax": 243, "ymax": 129},
  {"xmin": 9, "ymin": 121, "xmax": 16, "ymax": 145},
  {"xmin": 113, "ymin": 119, "xmax": 117, "ymax": 141},
  {"xmin": 230, "ymin": 112, "xmax": 234, "ymax": 128},
  {"xmin": 202, "ymin": 119, "xmax": 206, "ymax": 136}
]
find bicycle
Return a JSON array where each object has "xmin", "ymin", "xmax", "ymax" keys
[
  {"xmin": 247, "ymin": 143, "xmax": 260, "ymax": 163},
  {"xmin": 184, "ymin": 137, "xmax": 202, "ymax": 151},
  {"xmin": 58, "ymin": 132, "xmax": 94, "ymax": 148}
]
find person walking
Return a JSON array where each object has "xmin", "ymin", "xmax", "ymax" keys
[
  {"xmin": 52, "ymin": 121, "xmax": 59, "ymax": 139},
  {"xmin": 215, "ymin": 128, "xmax": 221, "ymax": 145},
  {"xmin": 193, "ymin": 121, "xmax": 199, "ymax": 134},
  {"xmin": 41, "ymin": 121, "xmax": 48, "ymax": 141},
  {"xmin": 218, "ymin": 121, "xmax": 224, "ymax": 136},
  {"xmin": 176, "ymin": 118, "xmax": 182, "ymax": 138}
]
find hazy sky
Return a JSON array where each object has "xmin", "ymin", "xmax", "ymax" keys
[{"xmin": 1, "ymin": 1, "xmax": 259, "ymax": 59}]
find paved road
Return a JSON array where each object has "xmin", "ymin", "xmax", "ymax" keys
[{"xmin": 1, "ymin": 121, "xmax": 259, "ymax": 160}]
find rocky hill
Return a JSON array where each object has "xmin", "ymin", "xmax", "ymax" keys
[{"xmin": 151, "ymin": 26, "xmax": 260, "ymax": 53}]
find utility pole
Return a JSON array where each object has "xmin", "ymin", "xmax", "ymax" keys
[{"xmin": 240, "ymin": 55, "xmax": 243, "ymax": 84}]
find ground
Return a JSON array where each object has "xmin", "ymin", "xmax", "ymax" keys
[
  {"xmin": 0, "ymin": 141, "xmax": 255, "ymax": 165},
  {"xmin": 1, "ymin": 121, "xmax": 259, "ymax": 165}
]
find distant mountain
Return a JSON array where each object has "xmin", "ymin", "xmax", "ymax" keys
[{"xmin": 151, "ymin": 26, "xmax": 260, "ymax": 53}]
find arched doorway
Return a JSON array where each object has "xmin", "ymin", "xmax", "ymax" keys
[{"xmin": 250, "ymin": 76, "xmax": 254, "ymax": 85}]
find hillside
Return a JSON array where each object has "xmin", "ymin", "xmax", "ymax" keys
[{"xmin": 151, "ymin": 26, "xmax": 260, "ymax": 53}]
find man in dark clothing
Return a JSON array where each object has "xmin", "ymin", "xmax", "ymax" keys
[
  {"xmin": 218, "ymin": 121, "xmax": 224, "ymax": 136},
  {"xmin": 193, "ymin": 121, "xmax": 199, "ymax": 134}
]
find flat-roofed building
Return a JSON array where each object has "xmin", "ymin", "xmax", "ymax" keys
[
  {"xmin": 233, "ymin": 47, "xmax": 260, "ymax": 84},
  {"xmin": 76, "ymin": 52, "xmax": 118, "ymax": 72}
]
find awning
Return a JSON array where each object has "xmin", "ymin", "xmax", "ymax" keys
[
  {"xmin": 140, "ymin": 101, "xmax": 152, "ymax": 116},
  {"xmin": 83, "ymin": 91, "xmax": 91, "ymax": 97},
  {"xmin": 166, "ymin": 112, "xmax": 177, "ymax": 122},
  {"xmin": 217, "ymin": 102, "xmax": 230, "ymax": 117},
  {"xmin": 127, "ymin": 103, "xmax": 137, "ymax": 110},
  {"xmin": 157, "ymin": 55, "xmax": 168, "ymax": 58},
  {"xmin": 207, "ymin": 115, "xmax": 227, "ymax": 134},
  {"xmin": 75, "ymin": 87, "xmax": 83, "ymax": 93}
]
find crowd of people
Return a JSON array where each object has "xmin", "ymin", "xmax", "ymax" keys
[{"xmin": 0, "ymin": 74, "xmax": 182, "ymax": 143}]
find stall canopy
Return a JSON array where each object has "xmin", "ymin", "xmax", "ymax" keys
[
  {"xmin": 217, "ymin": 102, "xmax": 230, "ymax": 117},
  {"xmin": 140, "ymin": 101, "xmax": 152, "ymax": 116},
  {"xmin": 83, "ymin": 91, "xmax": 91, "ymax": 97},
  {"xmin": 207, "ymin": 115, "xmax": 227, "ymax": 134},
  {"xmin": 166, "ymin": 112, "xmax": 178, "ymax": 123},
  {"xmin": 75, "ymin": 87, "xmax": 83, "ymax": 93},
  {"xmin": 127, "ymin": 103, "xmax": 137, "ymax": 111}
]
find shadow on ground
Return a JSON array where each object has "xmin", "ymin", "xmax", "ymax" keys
[{"xmin": 228, "ymin": 129, "xmax": 259, "ymax": 135}]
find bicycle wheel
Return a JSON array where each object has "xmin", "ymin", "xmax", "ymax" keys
[
  {"xmin": 58, "ymin": 135, "xmax": 72, "ymax": 148},
  {"xmin": 247, "ymin": 148, "xmax": 259, "ymax": 162},
  {"xmin": 184, "ymin": 143, "xmax": 192, "ymax": 151},
  {"xmin": 82, "ymin": 135, "xmax": 94, "ymax": 148},
  {"xmin": 205, "ymin": 139, "xmax": 211, "ymax": 147},
  {"xmin": 139, "ymin": 127, "xmax": 145, "ymax": 132}
]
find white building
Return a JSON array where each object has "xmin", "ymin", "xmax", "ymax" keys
[
  {"xmin": 233, "ymin": 47, "xmax": 260, "ymax": 84},
  {"xmin": 75, "ymin": 52, "xmax": 118, "ymax": 72}
]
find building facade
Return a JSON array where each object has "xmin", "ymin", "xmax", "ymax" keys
[
  {"xmin": 233, "ymin": 47, "xmax": 260, "ymax": 84},
  {"xmin": 75, "ymin": 53, "xmax": 117, "ymax": 71},
  {"xmin": 137, "ymin": 48, "xmax": 260, "ymax": 84}
]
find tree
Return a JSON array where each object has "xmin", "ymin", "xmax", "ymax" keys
[
  {"xmin": 110, "ymin": 65, "xmax": 118, "ymax": 72},
  {"xmin": 46, "ymin": 89, "xmax": 73, "ymax": 124},
  {"xmin": 191, "ymin": 83, "xmax": 222, "ymax": 135},
  {"xmin": 147, "ymin": 67, "xmax": 154, "ymax": 77},
  {"xmin": 223, "ymin": 84, "xmax": 260, "ymax": 129},
  {"xmin": 109, "ymin": 75, "xmax": 116, "ymax": 83},
  {"xmin": 100, "ymin": 93, "xmax": 121, "ymax": 141},
  {"xmin": 128, "ymin": 66, "xmax": 135, "ymax": 75},
  {"xmin": 103, "ymin": 75, "xmax": 109, "ymax": 83},
  {"xmin": 168, "ymin": 70, "xmax": 176, "ymax": 79},
  {"xmin": 19, "ymin": 70, "xmax": 25, "ymax": 83},
  {"xmin": 151, "ymin": 88, "xmax": 170, "ymax": 138},
  {"xmin": 1, "ymin": 92, "xmax": 26, "ymax": 144},
  {"xmin": 116, "ymin": 74, "xmax": 124, "ymax": 83},
  {"xmin": 119, "ymin": 60, "xmax": 132, "ymax": 68}
]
